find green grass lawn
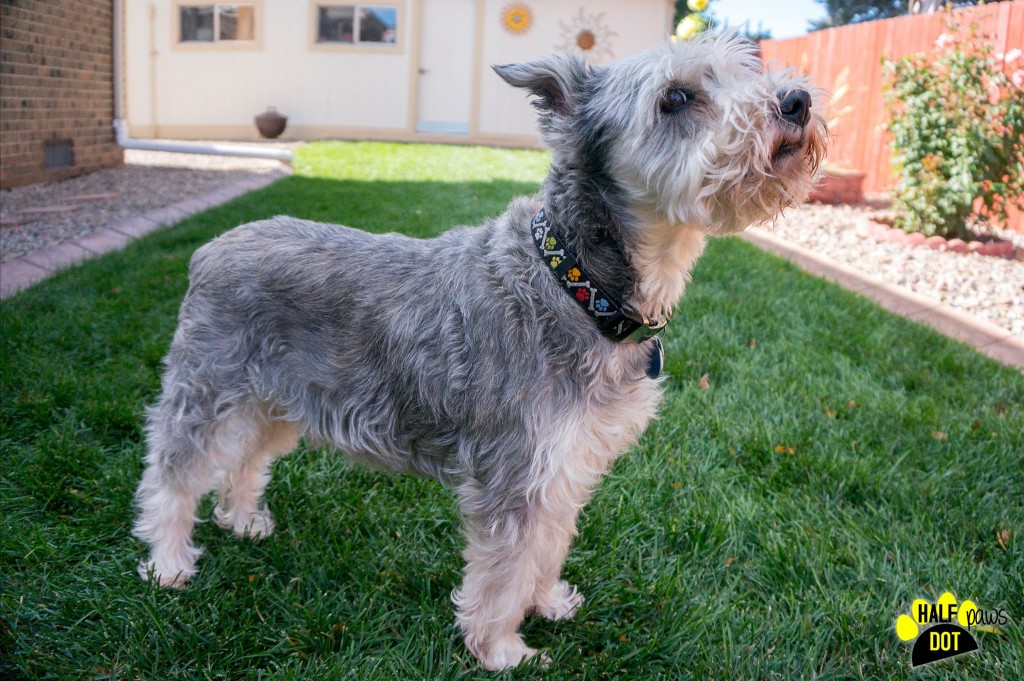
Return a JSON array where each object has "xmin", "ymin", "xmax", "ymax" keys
[{"xmin": 2, "ymin": 141, "xmax": 1022, "ymax": 680}]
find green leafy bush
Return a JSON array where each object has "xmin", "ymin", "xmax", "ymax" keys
[{"xmin": 883, "ymin": 23, "xmax": 1024, "ymax": 238}]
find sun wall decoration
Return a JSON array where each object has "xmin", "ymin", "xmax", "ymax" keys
[
  {"xmin": 557, "ymin": 7, "xmax": 616, "ymax": 63},
  {"xmin": 501, "ymin": 3, "xmax": 533, "ymax": 35}
]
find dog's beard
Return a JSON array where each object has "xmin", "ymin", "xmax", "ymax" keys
[
  {"xmin": 628, "ymin": 106, "xmax": 829, "ymax": 237},
  {"xmin": 701, "ymin": 112, "xmax": 828, "ymax": 236}
]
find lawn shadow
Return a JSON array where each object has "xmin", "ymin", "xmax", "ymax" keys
[{"xmin": 0, "ymin": 170, "xmax": 545, "ymax": 530}]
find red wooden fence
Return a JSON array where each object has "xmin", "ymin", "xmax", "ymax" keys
[{"xmin": 760, "ymin": 1, "xmax": 1024, "ymax": 228}]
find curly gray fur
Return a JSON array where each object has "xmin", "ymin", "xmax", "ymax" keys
[{"xmin": 133, "ymin": 33, "xmax": 826, "ymax": 671}]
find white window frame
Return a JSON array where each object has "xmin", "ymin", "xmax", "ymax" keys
[
  {"xmin": 309, "ymin": 1, "xmax": 403, "ymax": 53},
  {"xmin": 173, "ymin": 0, "xmax": 263, "ymax": 51}
]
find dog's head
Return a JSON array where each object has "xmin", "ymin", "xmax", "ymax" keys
[{"xmin": 495, "ymin": 34, "xmax": 827, "ymax": 236}]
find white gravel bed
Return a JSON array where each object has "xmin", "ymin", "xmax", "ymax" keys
[
  {"xmin": 754, "ymin": 203, "xmax": 1024, "ymax": 337},
  {"xmin": 1, "ymin": 148, "xmax": 286, "ymax": 263}
]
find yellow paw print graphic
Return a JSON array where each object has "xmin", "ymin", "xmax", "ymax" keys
[{"xmin": 896, "ymin": 593, "xmax": 978, "ymax": 642}]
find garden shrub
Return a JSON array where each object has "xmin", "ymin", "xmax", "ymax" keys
[{"xmin": 883, "ymin": 23, "xmax": 1024, "ymax": 238}]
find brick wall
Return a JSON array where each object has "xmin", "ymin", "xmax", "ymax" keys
[{"xmin": 1, "ymin": 0, "xmax": 123, "ymax": 189}]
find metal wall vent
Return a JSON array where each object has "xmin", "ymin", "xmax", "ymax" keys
[{"xmin": 43, "ymin": 139, "xmax": 74, "ymax": 170}]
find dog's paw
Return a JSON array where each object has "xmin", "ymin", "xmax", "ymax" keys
[
  {"xmin": 535, "ymin": 580, "xmax": 584, "ymax": 621},
  {"xmin": 478, "ymin": 635, "xmax": 540, "ymax": 671},
  {"xmin": 214, "ymin": 504, "xmax": 275, "ymax": 539},
  {"xmin": 137, "ymin": 557, "xmax": 195, "ymax": 589},
  {"xmin": 239, "ymin": 507, "xmax": 275, "ymax": 539}
]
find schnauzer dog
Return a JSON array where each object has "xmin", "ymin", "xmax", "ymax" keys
[{"xmin": 134, "ymin": 34, "xmax": 826, "ymax": 670}]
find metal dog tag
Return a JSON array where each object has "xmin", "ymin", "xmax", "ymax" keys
[{"xmin": 644, "ymin": 336, "xmax": 664, "ymax": 379}]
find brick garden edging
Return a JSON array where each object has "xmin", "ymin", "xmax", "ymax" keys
[
  {"xmin": 0, "ymin": 167, "xmax": 290, "ymax": 300},
  {"xmin": 741, "ymin": 229, "xmax": 1024, "ymax": 371}
]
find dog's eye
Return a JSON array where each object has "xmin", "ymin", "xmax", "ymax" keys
[{"xmin": 660, "ymin": 88, "xmax": 690, "ymax": 114}]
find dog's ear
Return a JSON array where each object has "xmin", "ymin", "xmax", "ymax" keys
[{"xmin": 493, "ymin": 54, "xmax": 589, "ymax": 117}]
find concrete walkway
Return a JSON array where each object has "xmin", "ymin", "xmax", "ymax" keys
[
  {"xmin": 742, "ymin": 230, "xmax": 1024, "ymax": 371},
  {"xmin": 1, "ymin": 167, "xmax": 289, "ymax": 300}
]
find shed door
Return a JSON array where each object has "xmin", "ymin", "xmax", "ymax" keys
[{"xmin": 416, "ymin": 0, "xmax": 475, "ymax": 134}]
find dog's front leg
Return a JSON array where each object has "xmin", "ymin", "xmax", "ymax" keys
[
  {"xmin": 453, "ymin": 511, "xmax": 548, "ymax": 670},
  {"xmin": 530, "ymin": 516, "xmax": 583, "ymax": 621}
]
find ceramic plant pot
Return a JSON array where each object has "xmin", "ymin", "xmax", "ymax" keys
[
  {"xmin": 809, "ymin": 166, "xmax": 866, "ymax": 204},
  {"xmin": 255, "ymin": 107, "xmax": 288, "ymax": 139}
]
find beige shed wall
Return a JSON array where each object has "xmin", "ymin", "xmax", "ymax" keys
[
  {"xmin": 477, "ymin": 0, "xmax": 673, "ymax": 137},
  {"xmin": 124, "ymin": 0, "xmax": 672, "ymax": 143}
]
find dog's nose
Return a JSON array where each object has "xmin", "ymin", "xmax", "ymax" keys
[{"xmin": 778, "ymin": 89, "xmax": 811, "ymax": 127}]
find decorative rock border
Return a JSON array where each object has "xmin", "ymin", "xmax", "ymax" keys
[
  {"xmin": 0, "ymin": 167, "xmax": 290, "ymax": 300},
  {"xmin": 741, "ymin": 228, "xmax": 1024, "ymax": 371},
  {"xmin": 858, "ymin": 217, "xmax": 1016, "ymax": 259}
]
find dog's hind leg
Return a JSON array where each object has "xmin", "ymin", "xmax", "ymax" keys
[
  {"xmin": 134, "ymin": 385, "xmax": 262, "ymax": 587},
  {"xmin": 213, "ymin": 416, "xmax": 299, "ymax": 539},
  {"xmin": 133, "ymin": 460, "xmax": 209, "ymax": 588}
]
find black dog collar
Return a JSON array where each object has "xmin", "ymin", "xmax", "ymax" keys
[{"xmin": 531, "ymin": 208, "xmax": 668, "ymax": 348}]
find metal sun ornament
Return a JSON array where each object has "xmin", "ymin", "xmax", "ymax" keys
[
  {"xmin": 557, "ymin": 8, "xmax": 617, "ymax": 63},
  {"xmin": 501, "ymin": 3, "xmax": 533, "ymax": 35}
]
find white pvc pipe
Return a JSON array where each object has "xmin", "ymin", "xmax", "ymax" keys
[
  {"xmin": 111, "ymin": 0, "xmax": 294, "ymax": 163},
  {"xmin": 113, "ymin": 119, "xmax": 294, "ymax": 161}
]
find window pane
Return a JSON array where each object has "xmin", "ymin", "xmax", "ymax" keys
[
  {"xmin": 318, "ymin": 6, "xmax": 355, "ymax": 43},
  {"xmin": 219, "ymin": 5, "xmax": 256, "ymax": 41},
  {"xmin": 180, "ymin": 6, "xmax": 214, "ymax": 42},
  {"xmin": 358, "ymin": 7, "xmax": 397, "ymax": 44}
]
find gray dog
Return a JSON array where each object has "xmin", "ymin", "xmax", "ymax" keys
[{"xmin": 134, "ymin": 34, "xmax": 826, "ymax": 670}]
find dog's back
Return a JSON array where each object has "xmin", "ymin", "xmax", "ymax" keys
[{"xmin": 169, "ymin": 216, "xmax": 478, "ymax": 475}]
